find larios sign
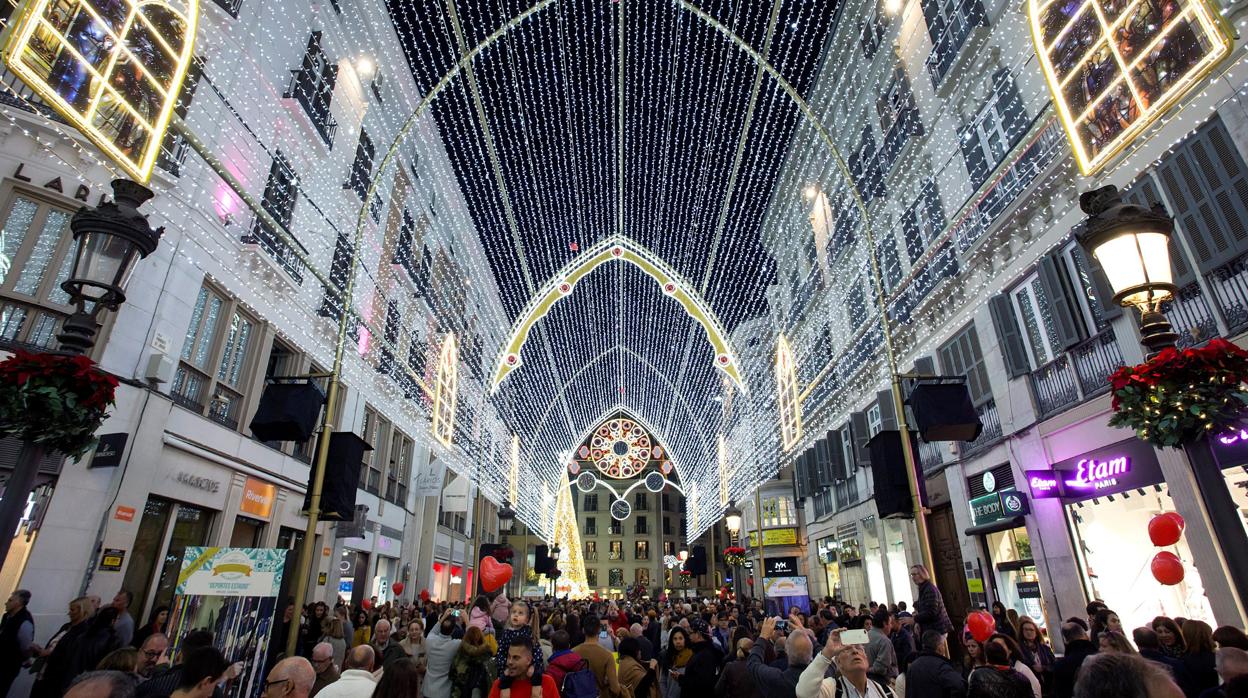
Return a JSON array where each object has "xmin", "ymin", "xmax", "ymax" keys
[{"xmin": 1026, "ymin": 439, "xmax": 1163, "ymax": 503}]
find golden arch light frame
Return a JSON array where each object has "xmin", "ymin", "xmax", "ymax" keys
[
  {"xmin": 1028, "ymin": 0, "xmax": 1230, "ymax": 175},
  {"xmin": 1, "ymin": 0, "xmax": 199, "ymax": 183},
  {"xmin": 775, "ymin": 334, "xmax": 802, "ymax": 452},
  {"xmin": 432, "ymin": 333, "xmax": 459, "ymax": 447},
  {"xmin": 490, "ymin": 235, "xmax": 747, "ymax": 394}
]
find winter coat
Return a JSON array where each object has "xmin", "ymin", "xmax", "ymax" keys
[
  {"xmin": 681, "ymin": 639, "xmax": 724, "ymax": 698},
  {"xmin": 424, "ymin": 625, "xmax": 463, "ymax": 698},
  {"xmin": 470, "ymin": 607, "xmax": 492, "ymax": 633},
  {"xmin": 1051, "ymin": 639, "xmax": 1096, "ymax": 698},
  {"xmin": 491, "ymin": 595, "xmax": 512, "ymax": 625},
  {"xmin": 903, "ymin": 652, "xmax": 968, "ymax": 698},
  {"xmin": 968, "ymin": 665, "xmax": 1033, "ymax": 698},
  {"xmin": 1178, "ymin": 650, "xmax": 1219, "ymax": 698},
  {"xmin": 713, "ymin": 658, "xmax": 755, "ymax": 698},
  {"xmin": 451, "ymin": 642, "xmax": 496, "ymax": 698},
  {"xmin": 913, "ymin": 580, "xmax": 952, "ymax": 635},
  {"xmin": 546, "ymin": 650, "xmax": 585, "ymax": 692},
  {"xmin": 619, "ymin": 655, "xmax": 658, "ymax": 698}
]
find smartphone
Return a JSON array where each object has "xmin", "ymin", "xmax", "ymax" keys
[
  {"xmin": 452, "ymin": 610, "xmax": 461, "ymax": 617},
  {"xmin": 840, "ymin": 629, "xmax": 869, "ymax": 645},
  {"xmin": 775, "ymin": 619, "xmax": 788, "ymax": 630}
]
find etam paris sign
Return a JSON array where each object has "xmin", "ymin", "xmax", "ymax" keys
[
  {"xmin": 1026, "ymin": 438, "xmax": 1163, "ymax": 503},
  {"xmin": 764, "ymin": 556, "xmax": 799, "ymax": 577}
]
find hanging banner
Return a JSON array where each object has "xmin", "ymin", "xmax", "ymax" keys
[
  {"xmin": 415, "ymin": 458, "xmax": 447, "ymax": 498},
  {"xmin": 763, "ymin": 575, "xmax": 810, "ymax": 615},
  {"xmin": 168, "ymin": 547, "xmax": 288, "ymax": 698},
  {"xmin": 0, "ymin": 0, "xmax": 200, "ymax": 182},
  {"xmin": 441, "ymin": 474, "xmax": 469, "ymax": 512}
]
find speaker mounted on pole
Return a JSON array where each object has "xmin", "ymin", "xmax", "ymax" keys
[{"xmin": 907, "ymin": 377, "xmax": 983, "ymax": 443}]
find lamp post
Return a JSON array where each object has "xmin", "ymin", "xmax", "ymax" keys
[
  {"xmin": 498, "ymin": 501, "xmax": 516, "ymax": 597},
  {"xmin": 549, "ymin": 544, "xmax": 560, "ymax": 597},
  {"xmin": 724, "ymin": 501, "xmax": 743, "ymax": 601},
  {"xmin": 1077, "ymin": 184, "xmax": 1248, "ymax": 616},
  {"xmin": 0, "ymin": 179, "xmax": 163, "ymax": 571}
]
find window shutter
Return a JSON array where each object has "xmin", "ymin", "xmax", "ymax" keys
[
  {"xmin": 794, "ymin": 452, "xmax": 810, "ymax": 499},
  {"xmin": 959, "ymin": 124, "xmax": 989, "ymax": 188},
  {"xmin": 829, "ymin": 429, "xmax": 847, "ymax": 480},
  {"xmin": 1037, "ymin": 253, "xmax": 1085, "ymax": 349},
  {"xmin": 994, "ymin": 69, "xmax": 1029, "ymax": 148},
  {"xmin": 912, "ymin": 355, "xmax": 936, "ymax": 376},
  {"xmin": 921, "ymin": 0, "xmax": 942, "ymax": 45},
  {"xmin": 989, "ymin": 294, "xmax": 1030, "ymax": 378},
  {"xmin": 850, "ymin": 411, "xmax": 872, "ymax": 470},
  {"xmin": 877, "ymin": 390, "xmax": 898, "ymax": 431},
  {"xmin": 815, "ymin": 433, "xmax": 835, "ymax": 484},
  {"xmin": 1123, "ymin": 175, "xmax": 1193, "ymax": 289},
  {"xmin": 1069, "ymin": 244, "xmax": 1124, "ymax": 322},
  {"xmin": 805, "ymin": 448, "xmax": 822, "ymax": 496}
]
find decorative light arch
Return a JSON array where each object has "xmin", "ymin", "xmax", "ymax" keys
[{"xmin": 490, "ymin": 236, "xmax": 747, "ymax": 394}]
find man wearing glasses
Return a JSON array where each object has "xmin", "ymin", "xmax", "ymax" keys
[
  {"xmin": 263, "ymin": 656, "xmax": 315, "ymax": 698},
  {"xmin": 310, "ymin": 642, "xmax": 340, "ymax": 696},
  {"xmin": 139, "ymin": 633, "xmax": 170, "ymax": 678}
]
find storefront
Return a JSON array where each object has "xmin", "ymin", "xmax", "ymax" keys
[
  {"xmin": 816, "ymin": 537, "xmax": 841, "ymax": 600},
  {"xmin": 963, "ymin": 463, "xmax": 1046, "ymax": 628},
  {"xmin": 836, "ymin": 522, "xmax": 867, "ymax": 604},
  {"xmin": 1025, "ymin": 438, "xmax": 1217, "ymax": 632}
]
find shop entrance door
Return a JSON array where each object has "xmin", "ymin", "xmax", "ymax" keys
[
  {"xmin": 928, "ymin": 504, "xmax": 970, "ymax": 629},
  {"xmin": 122, "ymin": 497, "xmax": 215, "ymax": 620}
]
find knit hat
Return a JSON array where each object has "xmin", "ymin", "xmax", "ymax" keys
[{"xmin": 688, "ymin": 617, "xmax": 709, "ymax": 636}]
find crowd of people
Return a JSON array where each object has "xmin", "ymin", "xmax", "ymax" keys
[{"xmin": 3, "ymin": 564, "xmax": 1248, "ymax": 698}]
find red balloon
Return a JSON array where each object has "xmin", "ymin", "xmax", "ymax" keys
[
  {"xmin": 1164, "ymin": 512, "xmax": 1185, "ymax": 533},
  {"xmin": 1148, "ymin": 513, "xmax": 1184, "ymax": 547},
  {"xmin": 1151, "ymin": 551, "xmax": 1185, "ymax": 585},
  {"xmin": 361, "ymin": 599, "xmax": 373, "ymax": 611},
  {"xmin": 419, "ymin": 589, "xmax": 431, "ymax": 602},
  {"xmin": 392, "ymin": 581, "xmax": 405, "ymax": 597},
  {"xmin": 480, "ymin": 556, "xmax": 513, "ymax": 593},
  {"xmin": 966, "ymin": 610, "xmax": 996, "ymax": 643}
]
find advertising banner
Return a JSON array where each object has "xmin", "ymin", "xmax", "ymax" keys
[
  {"xmin": 168, "ymin": 547, "xmax": 288, "ymax": 698},
  {"xmin": 763, "ymin": 575, "xmax": 810, "ymax": 615}
]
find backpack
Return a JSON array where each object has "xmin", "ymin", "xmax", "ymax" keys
[{"xmin": 561, "ymin": 658, "xmax": 600, "ymax": 698}]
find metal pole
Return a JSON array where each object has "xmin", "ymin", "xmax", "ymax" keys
[
  {"xmin": 753, "ymin": 487, "xmax": 763, "ymax": 601},
  {"xmin": 469, "ymin": 474, "xmax": 482, "ymax": 604},
  {"xmin": 891, "ymin": 374, "xmax": 935, "ymax": 574}
]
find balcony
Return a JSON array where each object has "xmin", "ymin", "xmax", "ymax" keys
[
  {"xmin": 924, "ymin": 0, "xmax": 988, "ymax": 90},
  {"xmin": 1208, "ymin": 255, "xmax": 1248, "ymax": 336},
  {"xmin": 157, "ymin": 134, "xmax": 192, "ymax": 177},
  {"xmin": 1028, "ymin": 329, "xmax": 1126, "ymax": 420},
  {"xmin": 959, "ymin": 399, "xmax": 1003, "ymax": 458},
  {"xmin": 1165, "ymin": 282, "xmax": 1218, "ymax": 349},
  {"xmin": 0, "ymin": 298, "xmax": 65, "ymax": 353},
  {"xmin": 243, "ymin": 216, "xmax": 305, "ymax": 285},
  {"xmin": 918, "ymin": 440, "xmax": 947, "ymax": 473},
  {"xmin": 283, "ymin": 70, "xmax": 338, "ymax": 149},
  {"xmin": 1028, "ymin": 355, "xmax": 1080, "ymax": 420},
  {"xmin": 1069, "ymin": 329, "xmax": 1126, "ymax": 398},
  {"xmin": 0, "ymin": 66, "xmax": 65, "ymax": 123}
]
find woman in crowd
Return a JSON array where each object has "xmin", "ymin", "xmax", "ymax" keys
[
  {"xmin": 968, "ymin": 639, "xmax": 1034, "ymax": 698},
  {"xmin": 988, "ymin": 633, "xmax": 1042, "ymax": 698},
  {"xmin": 1214, "ymin": 626, "xmax": 1248, "ymax": 651},
  {"xmin": 402, "ymin": 618, "xmax": 427, "ymax": 666},
  {"xmin": 1098, "ymin": 630, "xmax": 1137, "ymax": 654},
  {"xmin": 992, "ymin": 602, "xmax": 1017, "ymax": 641},
  {"xmin": 373, "ymin": 656, "xmax": 424, "ymax": 698},
  {"xmin": 132, "ymin": 605, "xmax": 168, "ymax": 649},
  {"xmin": 1154, "ymin": 616, "xmax": 1188, "ymax": 659},
  {"xmin": 1178, "ymin": 620, "xmax": 1219, "ymax": 698},
  {"xmin": 660, "ymin": 626, "xmax": 692, "ymax": 698},
  {"xmin": 353, "ymin": 609, "xmax": 372, "ymax": 648},
  {"xmin": 713, "ymin": 637, "xmax": 754, "ymax": 698},
  {"xmin": 302, "ymin": 602, "xmax": 328, "ymax": 657},
  {"xmin": 962, "ymin": 632, "xmax": 987, "ymax": 676},
  {"xmin": 617, "ymin": 637, "xmax": 657, "ymax": 698},
  {"xmin": 325, "ymin": 615, "xmax": 348, "ymax": 666},
  {"xmin": 1017, "ymin": 616, "xmax": 1055, "ymax": 691},
  {"xmin": 450, "ymin": 625, "xmax": 495, "ymax": 698}
]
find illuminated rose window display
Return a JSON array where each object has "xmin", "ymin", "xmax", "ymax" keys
[{"xmin": 589, "ymin": 418, "xmax": 651, "ymax": 479}]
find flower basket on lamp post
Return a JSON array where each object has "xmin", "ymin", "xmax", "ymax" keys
[
  {"xmin": 723, "ymin": 546, "xmax": 748, "ymax": 567},
  {"xmin": 0, "ymin": 350, "xmax": 119, "ymax": 458}
]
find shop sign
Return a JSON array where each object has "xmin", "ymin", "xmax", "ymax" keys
[
  {"xmin": 1211, "ymin": 428, "xmax": 1248, "ymax": 470},
  {"xmin": 318, "ymin": 572, "xmax": 327, "ymax": 586},
  {"xmin": 99, "ymin": 548, "xmax": 125, "ymax": 571},
  {"xmin": 88, "ymin": 433, "xmax": 127, "ymax": 468},
  {"xmin": 764, "ymin": 556, "xmax": 799, "ymax": 577},
  {"xmin": 113, "ymin": 505, "xmax": 136, "ymax": 522},
  {"xmin": 1035, "ymin": 439, "xmax": 1164, "ymax": 503},
  {"xmin": 970, "ymin": 489, "xmax": 1030, "ymax": 526},
  {"xmin": 239, "ymin": 477, "xmax": 276, "ymax": 519},
  {"xmin": 967, "ymin": 578, "xmax": 984, "ymax": 593},
  {"xmin": 1017, "ymin": 581, "xmax": 1042, "ymax": 599},
  {"xmin": 176, "ymin": 471, "xmax": 221, "ymax": 494},
  {"xmin": 747, "ymin": 527, "xmax": 798, "ymax": 547}
]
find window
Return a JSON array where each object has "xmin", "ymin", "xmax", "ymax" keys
[
  {"xmin": 210, "ymin": 0, "xmax": 243, "ymax": 18},
  {"xmin": 393, "ymin": 209, "xmax": 429, "ymax": 284},
  {"xmin": 346, "ymin": 128, "xmax": 375, "ymax": 200},
  {"xmin": 584, "ymin": 517, "xmax": 597, "ymax": 536},
  {"xmin": 609, "ymin": 541, "xmax": 623, "ymax": 561},
  {"xmin": 0, "ymin": 190, "xmax": 77, "ymax": 351},
  {"xmin": 633, "ymin": 492, "xmax": 648, "ymax": 511},
  {"xmin": 157, "ymin": 59, "xmax": 203, "ymax": 176},
  {"xmin": 318, "ymin": 233, "xmax": 354, "ymax": 322},
  {"xmin": 663, "ymin": 516, "xmax": 672, "ymax": 535},
  {"xmin": 172, "ymin": 284, "xmax": 257, "ymax": 430},
  {"xmin": 584, "ymin": 494, "xmax": 599, "ymax": 511},
  {"xmin": 609, "ymin": 519, "xmax": 622, "ymax": 536},
  {"xmin": 1010, "ymin": 274, "xmax": 1061, "ymax": 369},
  {"xmin": 635, "ymin": 516, "xmax": 648, "ymax": 535},
  {"xmin": 960, "ymin": 69, "xmax": 1029, "ymax": 191},
  {"xmin": 586, "ymin": 568, "xmax": 598, "ymax": 587},
  {"xmin": 762, "ymin": 496, "xmax": 797, "ymax": 527},
  {"xmin": 664, "ymin": 541, "xmax": 676, "ymax": 556},
  {"xmin": 247, "ymin": 152, "xmax": 303, "ymax": 283},
  {"xmin": 609, "ymin": 568, "xmax": 624, "ymax": 587},
  {"xmin": 359, "ymin": 407, "xmax": 390, "ymax": 495},
  {"xmin": 878, "ymin": 236, "xmax": 902, "ymax": 294},
  {"xmin": 878, "ymin": 69, "xmax": 920, "ymax": 173},
  {"xmin": 859, "ymin": 12, "xmax": 887, "ymax": 59},
  {"xmin": 866, "ymin": 403, "xmax": 883, "ymax": 437},
  {"xmin": 848, "ymin": 281, "xmax": 868, "ymax": 329},
  {"xmin": 385, "ymin": 428, "xmax": 412, "ymax": 505},
  {"xmin": 938, "ymin": 324, "xmax": 993, "ymax": 405},
  {"xmin": 902, "ymin": 183, "xmax": 946, "ymax": 265},
  {"xmin": 285, "ymin": 32, "xmax": 338, "ymax": 146},
  {"xmin": 584, "ymin": 541, "xmax": 597, "ymax": 561},
  {"xmin": 635, "ymin": 541, "xmax": 649, "ymax": 560},
  {"xmin": 849, "ymin": 127, "xmax": 885, "ymax": 202},
  {"xmin": 922, "ymin": 0, "xmax": 988, "ymax": 86},
  {"xmin": 662, "ymin": 493, "xmax": 671, "ymax": 510}
]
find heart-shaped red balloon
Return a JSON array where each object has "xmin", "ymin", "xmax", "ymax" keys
[
  {"xmin": 1152, "ymin": 551, "xmax": 1185, "ymax": 585},
  {"xmin": 966, "ymin": 610, "xmax": 996, "ymax": 643},
  {"xmin": 361, "ymin": 599, "xmax": 373, "ymax": 611},
  {"xmin": 1148, "ymin": 513, "xmax": 1184, "ymax": 547},
  {"xmin": 392, "ymin": 581, "xmax": 405, "ymax": 597},
  {"xmin": 480, "ymin": 556, "xmax": 513, "ymax": 593}
]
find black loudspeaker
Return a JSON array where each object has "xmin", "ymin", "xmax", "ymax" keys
[
  {"xmin": 249, "ymin": 382, "xmax": 326, "ymax": 442},
  {"xmin": 534, "ymin": 545, "xmax": 551, "ymax": 575},
  {"xmin": 303, "ymin": 432, "xmax": 373, "ymax": 520},
  {"xmin": 908, "ymin": 381, "xmax": 983, "ymax": 442},
  {"xmin": 686, "ymin": 545, "xmax": 707, "ymax": 575},
  {"xmin": 866, "ymin": 430, "xmax": 927, "ymax": 519}
]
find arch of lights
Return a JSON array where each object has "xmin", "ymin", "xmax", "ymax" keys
[{"xmin": 490, "ymin": 235, "xmax": 748, "ymax": 395}]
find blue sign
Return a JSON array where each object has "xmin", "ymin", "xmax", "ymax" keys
[{"xmin": 339, "ymin": 579, "xmax": 353, "ymax": 594}]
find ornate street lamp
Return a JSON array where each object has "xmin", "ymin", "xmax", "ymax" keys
[
  {"xmin": 1076, "ymin": 185, "xmax": 1177, "ymax": 357},
  {"xmin": 498, "ymin": 501, "xmax": 516, "ymax": 536},
  {"xmin": 58, "ymin": 180, "xmax": 164, "ymax": 355},
  {"xmin": 724, "ymin": 501, "xmax": 743, "ymax": 539},
  {"xmin": 550, "ymin": 544, "xmax": 561, "ymax": 562}
]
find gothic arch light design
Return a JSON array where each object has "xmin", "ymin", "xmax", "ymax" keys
[
  {"xmin": 1028, "ymin": 0, "xmax": 1230, "ymax": 175},
  {"xmin": 563, "ymin": 405, "xmax": 685, "ymax": 487},
  {"xmin": 432, "ymin": 333, "xmax": 458, "ymax": 447},
  {"xmin": 775, "ymin": 334, "xmax": 802, "ymax": 452},
  {"xmin": 490, "ymin": 236, "xmax": 747, "ymax": 394}
]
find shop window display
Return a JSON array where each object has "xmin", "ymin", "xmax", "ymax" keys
[{"xmin": 984, "ymin": 526, "xmax": 1045, "ymax": 628}]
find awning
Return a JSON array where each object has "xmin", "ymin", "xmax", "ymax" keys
[{"xmin": 964, "ymin": 516, "xmax": 1026, "ymax": 537}]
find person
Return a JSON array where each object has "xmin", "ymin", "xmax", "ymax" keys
[
  {"xmin": 96, "ymin": 646, "xmax": 143, "ymax": 681},
  {"xmin": 402, "ymin": 619, "xmax": 428, "ymax": 667},
  {"xmin": 262, "ymin": 656, "xmax": 315, "ymax": 698},
  {"xmin": 1179, "ymin": 620, "xmax": 1219, "ymax": 698},
  {"xmin": 451, "ymin": 626, "xmax": 496, "ymax": 698},
  {"xmin": 470, "ymin": 597, "xmax": 493, "ymax": 633},
  {"xmin": 682, "ymin": 617, "xmax": 724, "ymax": 698},
  {"xmin": 301, "ymin": 603, "xmax": 328, "ymax": 659},
  {"xmin": 901, "ymin": 629, "xmax": 967, "ymax": 698},
  {"xmin": 714, "ymin": 637, "xmax": 755, "ymax": 698},
  {"xmin": 322, "ymin": 616, "xmax": 347, "ymax": 667},
  {"xmin": 66, "ymin": 669, "xmax": 138, "ymax": 698},
  {"xmin": 799, "ymin": 632, "xmax": 893, "ymax": 698},
  {"xmin": 748, "ymin": 616, "xmax": 812, "ymax": 698},
  {"xmin": 113, "ymin": 590, "xmax": 136, "ymax": 647},
  {"xmin": 662, "ymin": 626, "xmax": 693, "ymax": 698},
  {"xmin": 494, "ymin": 601, "xmax": 544, "ymax": 698},
  {"xmin": 172, "ymin": 648, "xmax": 231, "ymax": 698},
  {"xmin": 1155, "ymin": 617, "xmax": 1188, "ymax": 659},
  {"xmin": 316, "ymin": 645, "xmax": 377, "ymax": 698},
  {"xmin": 1136, "ymin": 627, "xmax": 1184, "ymax": 676},
  {"xmin": 987, "ymin": 633, "xmax": 1041, "ymax": 698},
  {"xmin": 1053, "ymin": 621, "xmax": 1097, "ymax": 698},
  {"xmin": 373, "ymin": 657, "xmax": 424, "ymax": 697},
  {"xmin": 572, "ymin": 613, "xmax": 626, "ymax": 697},
  {"xmin": 967, "ymin": 640, "xmax": 1032, "ymax": 698},
  {"xmin": 961, "ymin": 633, "xmax": 985, "ymax": 674},
  {"xmin": 1092, "ymin": 610, "xmax": 1122, "ymax": 645},
  {"xmin": 1099, "ymin": 631, "xmax": 1136, "ymax": 654},
  {"xmin": 631, "ymin": 622, "xmax": 655, "ymax": 662},
  {"xmin": 991, "ymin": 603, "xmax": 1017, "ymax": 641},
  {"xmin": 138, "ymin": 634, "xmax": 170, "ymax": 678},
  {"xmin": 491, "ymin": 594, "xmax": 512, "ymax": 626},
  {"xmin": 31, "ymin": 595, "xmax": 94, "ymax": 698},
  {"xmin": 488, "ymin": 637, "xmax": 559, "ymax": 698},
  {"xmin": 309, "ymin": 642, "xmax": 340, "ymax": 697},
  {"xmin": 618, "ymin": 637, "xmax": 658, "ymax": 698},
  {"xmin": 1206, "ymin": 648, "xmax": 1248, "ymax": 698},
  {"xmin": 887, "ymin": 613, "xmax": 916, "ymax": 674},
  {"xmin": 133, "ymin": 606, "xmax": 169, "ymax": 651},
  {"xmin": 426, "ymin": 611, "xmax": 465, "ymax": 698},
  {"xmin": 77, "ymin": 607, "xmax": 124, "ymax": 680},
  {"xmin": 1017, "ymin": 617, "xmax": 1054, "ymax": 688},
  {"xmin": 0, "ymin": 589, "xmax": 34, "ymax": 696},
  {"xmin": 545, "ymin": 630, "xmax": 583, "ymax": 691},
  {"xmin": 373, "ymin": 619, "xmax": 407, "ymax": 668},
  {"xmin": 1214, "ymin": 627, "xmax": 1248, "ymax": 652},
  {"xmin": 866, "ymin": 611, "xmax": 898, "ymax": 685},
  {"xmin": 135, "ymin": 629, "xmax": 216, "ymax": 698},
  {"xmin": 1072, "ymin": 651, "xmax": 1185, "ymax": 698},
  {"xmin": 352, "ymin": 610, "xmax": 371, "ymax": 648},
  {"xmin": 910, "ymin": 566, "xmax": 952, "ymax": 637}
]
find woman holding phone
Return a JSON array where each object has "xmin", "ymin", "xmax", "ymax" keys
[{"xmin": 660, "ymin": 627, "xmax": 692, "ymax": 698}]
